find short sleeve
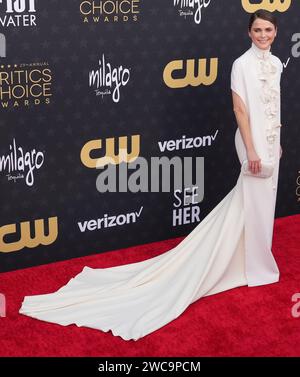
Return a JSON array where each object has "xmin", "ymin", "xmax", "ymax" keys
[{"xmin": 231, "ymin": 59, "xmax": 247, "ymax": 106}]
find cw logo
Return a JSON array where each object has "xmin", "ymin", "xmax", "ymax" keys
[
  {"xmin": 81, "ymin": 134, "xmax": 140, "ymax": 168},
  {"xmin": 0, "ymin": 33, "xmax": 6, "ymax": 57},
  {"xmin": 0, "ymin": 293, "xmax": 5, "ymax": 317},
  {"xmin": 0, "ymin": 217, "xmax": 58, "ymax": 253},
  {"xmin": 163, "ymin": 58, "xmax": 218, "ymax": 89},
  {"xmin": 242, "ymin": 0, "xmax": 291, "ymax": 13}
]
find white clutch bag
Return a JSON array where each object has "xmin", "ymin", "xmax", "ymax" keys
[{"xmin": 241, "ymin": 160, "xmax": 274, "ymax": 178}]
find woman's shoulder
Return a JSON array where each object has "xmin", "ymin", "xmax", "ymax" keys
[
  {"xmin": 232, "ymin": 49, "xmax": 250, "ymax": 67},
  {"xmin": 231, "ymin": 53, "xmax": 247, "ymax": 76},
  {"xmin": 271, "ymin": 54, "xmax": 283, "ymax": 73}
]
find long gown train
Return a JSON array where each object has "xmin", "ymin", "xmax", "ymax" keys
[{"xmin": 19, "ymin": 129, "xmax": 280, "ymax": 340}]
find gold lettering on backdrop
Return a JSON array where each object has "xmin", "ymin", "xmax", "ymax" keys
[
  {"xmin": 80, "ymin": 0, "xmax": 140, "ymax": 22},
  {"xmin": 0, "ymin": 65, "xmax": 52, "ymax": 108},
  {"xmin": 81, "ymin": 135, "xmax": 140, "ymax": 168},
  {"xmin": 0, "ymin": 217, "xmax": 58, "ymax": 253},
  {"xmin": 242, "ymin": 0, "xmax": 292, "ymax": 13},
  {"xmin": 163, "ymin": 58, "xmax": 218, "ymax": 89}
]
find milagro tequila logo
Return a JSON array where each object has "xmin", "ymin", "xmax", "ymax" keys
[
  {"xmin": 0, "ymin": 0, "xmax": 37, "ymax": 27},
  {"xmin": 173, "ymin": 0, "xmax": 212, "ymax": 25},
  {"xmin": 0, "ymin": 62, "xmax": 52, "ymax": 108},
  {"xmin": 89, "ymin": 54, "xmax": 130, "ymax": 103},
  {"xmin": 0, "ymin": 139, "xmax": 45, "ymax": 186}
]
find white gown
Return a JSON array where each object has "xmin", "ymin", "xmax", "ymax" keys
[{"xmin": 19, "ymin": 43, "xmax": 283, "ymax": 341}]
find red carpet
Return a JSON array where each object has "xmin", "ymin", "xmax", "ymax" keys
[{"xmin": 0, "ymin": 214, "xmax": 300, "ymax": 357}]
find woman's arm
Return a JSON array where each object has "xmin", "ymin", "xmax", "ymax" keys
[{"xmin": 232, "ymin": 90, "xmax": 261, "ymax": 174}]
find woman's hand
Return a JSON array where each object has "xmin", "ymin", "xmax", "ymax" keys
[
  {"xmin": 247, "ymin": 149, "xmax": 261, "ymax": 174},
  {"xmin": 280, "ymin": 145, "xmax": 283, "ymax": 159}
]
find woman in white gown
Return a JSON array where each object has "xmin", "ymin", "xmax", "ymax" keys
[{"xmin": 19, "ymin": 10, "xmax": 283, "ymax": 341}]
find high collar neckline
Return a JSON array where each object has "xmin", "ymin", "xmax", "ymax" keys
[{"xmin": 251, "ymin": 42, "xmax": 271, "ymax": 60}]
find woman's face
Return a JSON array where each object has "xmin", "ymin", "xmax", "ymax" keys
[{"xmin": 248, "ymin": 18, "xmax": 277, "ymax": 50}]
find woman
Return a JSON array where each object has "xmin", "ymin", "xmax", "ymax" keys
[
  {"xmin": 19, "ymin": 10, "xmax": 283, "ymax": 341},
  {"xmin": 232, "ymin": 10, "xmax": 282, "ymax": 286}
]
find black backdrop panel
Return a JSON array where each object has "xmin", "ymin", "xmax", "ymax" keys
[{"xmin": 0, "ymin": 0, "xmax": 299, "ymax": 272}]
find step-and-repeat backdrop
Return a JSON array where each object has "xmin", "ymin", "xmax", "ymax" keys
[{"xmin": 0, "ymin": 0, "xmax": 299, "ymax": 272}]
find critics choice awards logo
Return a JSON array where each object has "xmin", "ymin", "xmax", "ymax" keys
[
  {"xmin": 80, "ymin": 0, "xmax": 140, "ymax": 23},
  {"xmin": 0, "ymin": 62, "xmax": 52, "ymax": 108},
  {"xmin": 89, "ymin": 54, "xmax": 130, "ymax": 103},
  {"xmin": 0, "ymin": 0, "xmax": 37, "ymax": 27}
]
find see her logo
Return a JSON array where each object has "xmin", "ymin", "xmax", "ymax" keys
[{"xmin": 0, "ymin": 293, "xmax": 6, "ymax": 317}]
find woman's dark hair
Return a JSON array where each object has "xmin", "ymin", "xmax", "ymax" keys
[{"xmin": 248, "ymin": 10, "xmax": 278, "ymax": 31}]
